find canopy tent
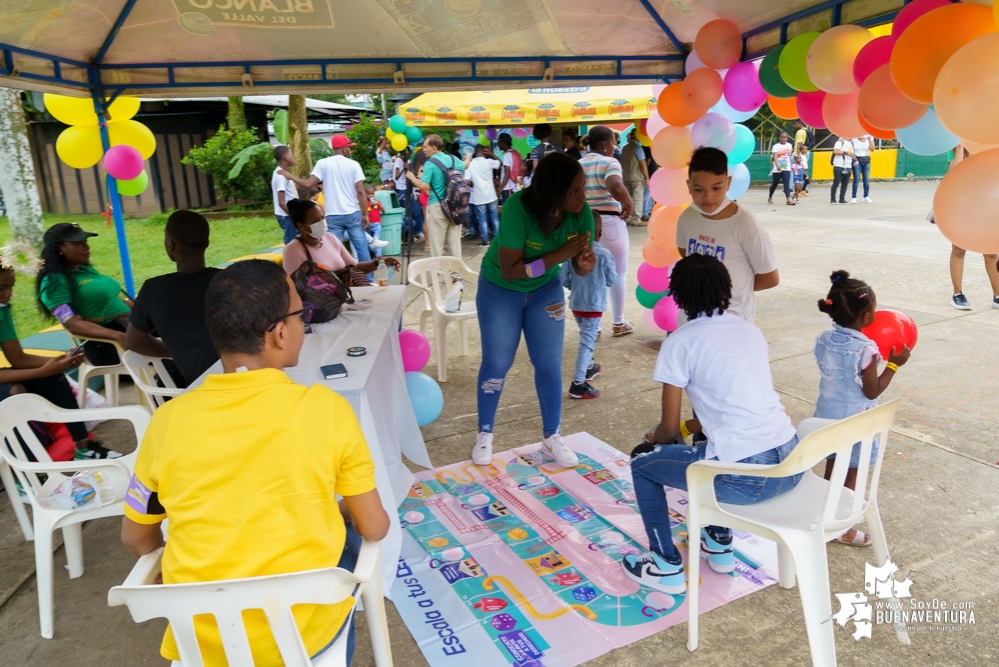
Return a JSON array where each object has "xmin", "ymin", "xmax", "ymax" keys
[{"xmin": 402, "ymin": 85, "xmax": 656, "ymax": 127}]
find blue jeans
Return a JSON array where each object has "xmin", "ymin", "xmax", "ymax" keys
[
  {"xmin": 276, "ymin": 215, "xmax": 296, "ymax": 244},
  {"xmin": 852, "ymin": 159, "xmax": 871, "ymax": 198},
  {"xmin": 572, "ymin": 315, "xmax": 601, "ymax": 384},
  {"xmin": 368, "ymin": 221, "xmax": 382, "ymax": 258},
  {"xmin": 327, "ymin": 212, "xmax": 371, "ymax": 279},
  {"xmin": 311, "ymin": 523, "xmax": 361, "ymax": 663},
  {"xmin": 477, "ymin": 275, "xmax": 565, "ymax": 438},
  {"xmin": 406, "ymin": 197, "xmax": 424, "ymax": 238},
  {"xmin": 630, "ymin": 435, "xmax": 802, "ymax": 560},
  {"xmin": 395, "ymin": 189, "xmax": 408, "ymax": 210},
  {"xmin": 473, "ymin": 201, "xmax": 500, "ymax": 243},
  {"xmin": 642, "ymin": 184, "xmax": 653, "ymax": 218}
]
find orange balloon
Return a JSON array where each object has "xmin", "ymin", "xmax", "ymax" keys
[
  {"xmin": 963, "ymin": 139, "xmax": 999, "ymax": 155},
  {"xmin": 933, "ymin": 33, "xmax": 999, "ymax": 146},
  {"xmin": 890, "ymin": 3, "xmax": 996, "ymax": 104},
  {"xmin": 768, "ymin": 95, "xmax": 798, "ymax": 120},
  {"xmin": 933, "ymin": 150, "xmax": 999, "ymax": 253},
  {"xmin": 657, "ymin": 82, "xmax": 706, "ymax": 127},
  {"xmin": 695, "ymin": 19, "xmax": 743, "ymax": 70},
  {"xmin": 683, "ymin": 68, "xmax": 724, "ymax": 110},
  {"xmin": 648, "ymin": 205, "xmax": 684, "ymax": 250},
  {"xmin": 643, "ymin": 237, "xmax": 681, "ymax": 268},
  {"xmin": 859, "ymin": 114, "xmax": 895, "ymax": 141},
  {"xmin": 823, "ymin": 92, "xmax": 865, "ymax": 139},
  {"xmin": 859, "ymin": 65, "xmax": 927, "ymax": 130},
  {"xmin": 651, "ymin": 125, "xmax": 694, "ymax": 170}
]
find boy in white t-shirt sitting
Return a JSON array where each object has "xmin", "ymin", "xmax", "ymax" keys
[
  {"xmin": 622, "ymin": 254, "xmax": 801, "ymax": 595},
  {"xmin": 675, "ymin": 147, "xmax": 780, "ymax": 323}
]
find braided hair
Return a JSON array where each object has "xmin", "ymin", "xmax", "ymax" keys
[
  {"xmin": 817, "ymin": 270, "xmax": 875, "ymax": 326},
  {"xmin": 669, "ymin": 253, "xmax": 732, "ymax": 320}
]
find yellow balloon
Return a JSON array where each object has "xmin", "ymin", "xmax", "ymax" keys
[
  {"xmin": 390, "ymin": 133, "xmax": 409, "ymax": 151},
  {"xmin": 108, "ymin": 119, "xmax": 156, "ymax": 159},
  {"xmin": 55, "ymin": 125, "xmax": 103, "ymax": 169},
  {"xmin": 386, "ymin": 127, "xmax": 397, "ymax": 139},
  {"xmin": 44, "ymin": 94, "xmax": 97, "ymax": 126},
  {"xmin": 107, "ymin": 96, "xmax": 140, "ymax": 121}
]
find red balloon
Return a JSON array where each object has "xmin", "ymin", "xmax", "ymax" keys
[
  {"xmin": 859, "ymin": 113, "xmax": 895, "ymax": 141},
  {"xmin": 891, "ymin": 0, "xmax": 951, "ymax": 42},
  {"xmin": 861, "ymin": 309, "xmax": 918, "ymax": 360},
  {"xmin": 796, "ymin": 90, "xmax": 828, "ymax": 129},
  {"xmin": 853, "ymin": 35, "xmax": 893, "ymax": 87}
]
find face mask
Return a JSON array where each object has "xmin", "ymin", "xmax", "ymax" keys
[
  {"xmin": 308, "ymin": 221, "xmax": 326, "ymax": 239},
  {"xmin": 0, "ymin": 302, "xmax": 7, "ymax": 308},
  {"xmin": 688, "ymin": 197, "xmax": 732, "ymax": 217}
]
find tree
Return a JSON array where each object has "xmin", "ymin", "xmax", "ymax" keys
[
  {"xmin": 227, "ymin": 97, "xmax": 247, "ymax": 133},
  {"xmin": 0, "ymin": 88, "xmax": 43, "ymax": 246},
  {"xmin": 288, "ymin": 95, "xmax": 312, "ymax": 178},
  {"xmin": 183, "ymin": 125, "xmax": 273, "ymax": 203}
]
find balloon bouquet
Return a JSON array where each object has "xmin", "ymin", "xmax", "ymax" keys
[
  {"xmin": 398, "ymin": 329, "xmax": 444, "ymax": 427},
  {"xmin": 48, "ymin": 94, "xmax": 156, "ymax": 197},
  {"xmin": 386, "ymin": 113, "xmax": 424, "ymax": 152}
]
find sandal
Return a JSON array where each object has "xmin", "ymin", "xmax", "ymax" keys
[
  {"xmin": 834, "ymin": 529, "xmax": 872, "ymax": 547},
  {"xmin": 612, "ymin": 321, "xmax": 634, "ymax": 337}
]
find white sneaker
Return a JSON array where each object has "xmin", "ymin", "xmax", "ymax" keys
[
  {"xmin": 370, "ymin": 238, "xmax": 389, "ymax": 248},
  {"xmin": 850, "ymin": 198, "xmax": 857, "ymax": 204},
  {"xmin": 541, "ymin": 433, "xmax": 578, "ymax": 468},
  {"xmin": 863, "ymin": 197, "xmax": 873, "ymax": 203},
  {"xmin": 471, "ymin": 432, "xmax": 493, "ymax": 466}
]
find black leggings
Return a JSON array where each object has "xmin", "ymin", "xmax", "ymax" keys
[
  {"xmin": 769, "ymin": 171, "xmax": 791, "ymax": 200},
  {"xmin": 0, "ymin": 373, "xmax": 88, "ymax": 441}
]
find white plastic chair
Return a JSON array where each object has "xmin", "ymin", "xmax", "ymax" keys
[
  {"xmin": 0, "ymin": 393, "xmax": 150, "ymax": 638},
  {"xmin": 108, "ymin": 540, "xmax": 394, "ymax": 667},
  {"xmin": 685, "ymin": 399, "xmax": 909, "ymax": 667},
  {"xmin": 122, "ymin": 350, "xmax": 183, "ymax": 412},
  {"xmin": 67, "ymin": 332, "xmax": 128, "ymax": 407},
  {"xmin": 1, "ymin": 457, "xmax": 33, "ymax": 540},
  {"xmin": 407, "ymin": 256, "xmax": 479, "ymax": 382}
]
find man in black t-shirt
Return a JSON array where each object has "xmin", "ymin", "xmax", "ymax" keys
[{"xmin": 126, "ymin": 211, "xmax": 220, "ymax": 386}]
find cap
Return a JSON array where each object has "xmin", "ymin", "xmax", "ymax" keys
[
  {"xmin": 43, "ymin": 223, "xmax": 97, "ymax": 246},
  {"xmin": 331, "ymin": 135, "xmax": 356, "ymax": 149}
]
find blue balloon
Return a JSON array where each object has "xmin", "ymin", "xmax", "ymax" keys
[
  {"xmin": 709, "ymin": 96, "xmax": 759, "ymax": 123},
  {"xmin": 389, "ymin": 114, "xmax": 407, "ymax": 134},
  {"xmin": 727, "ymin": 163, "xmax": 751, "ymax": 199},
  {"xmin": 405, "ymin": 371, "xmax": 443, "ymax": 427},
  {"xmin": 727, "ymin": 124, "xmax": 756, "ymax": 165},
  {"xmin": 404, "ymin": 126, "xmax": 423, "ymax": 145},
  {"xmin": 896, "ymin": 108, "xmax": 959, "ymax": 157}
]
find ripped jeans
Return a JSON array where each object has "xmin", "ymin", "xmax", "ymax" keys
[
  {"xmin": 476, "ymin": 274, "xmax": 565, "ymax": 438},
  {"xmin": 630, "ymin": 435, "xmax": 801, "ymax": 560}
]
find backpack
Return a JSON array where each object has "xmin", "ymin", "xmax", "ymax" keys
[
  {"xmin": 428, "ymin": 156, "xmax": 471, "ymax": 226},
  {"xmin": 506, "ymin": 148, "xmax": 522, "ymax": 186},
  {"xmin": 289, "ymin": 239, "xmax": 353, "ymax": 323},
  {"xmin": 805, "ymin": 128, "xmax": 816, "ymax": 149}
]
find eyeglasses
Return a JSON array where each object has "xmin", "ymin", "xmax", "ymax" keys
[{"xmin": 267, "ymin": 301, "xmax": 314, "ymax": 332}]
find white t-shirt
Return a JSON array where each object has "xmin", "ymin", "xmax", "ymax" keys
[
  {"xmin": 675, "ymin": 204, "xmax": 778, "ymax": 323},
  {"xmin": 771, "ymin": 142, "xmax": 793, "ymax": 173},
  {"xmin": 392, "ymin": 156, "xmax": 407, "ymax": 191},
  {"xmin": 798, "ymin": 152, "xmax": 809, "ymax": 170},
  {"xmin": 271, "ymin": 167, "xmax": 297, "ymax": 216},
  {"xmin": 653, "ymin": 312, "xmax": 796, "ymax": 462},
  {"xmin": 467, "ymin": 157, "xmax": 500, "ymax": 205},
  {"xmin": 310, "ymin": 155, "xmax": 365, "ymax": 216},
  {"xmin": 851, "ymin": 137, "xmax": 871, "ymax": 158},
  {"xmin": 833, "ymin": 140, "xmax": 854, "ymax": 169},
  {"xmin": 502, "ymin": 152, "xmax": 517, "ymax": 191}
]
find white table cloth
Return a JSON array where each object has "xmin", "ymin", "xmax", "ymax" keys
[{"xmin": 193, "ymin": 285, "xmax": 432, "ymax": 595}]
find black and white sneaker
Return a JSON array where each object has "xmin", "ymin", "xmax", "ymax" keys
[
  {"xmin": 951, "ymin": 293, "xmax": 972, "ymax": 310},
  {"xmin": 568, "ymin": 381, "xmax": 600, "ymax": 399},
  {"xmin": 585, "ymin": 362, "xmax": 601, "ymax": 381},
  {"xmin": 622, "ymin": 550, "xmax": 686, "ymax": 594},
  {"xmin": 74, "ymin": 440, "xmax": 124, "ymax": 460},
  {"xmin": 992, "ymin": 296, "xmax": 999, "ymax": 309}
]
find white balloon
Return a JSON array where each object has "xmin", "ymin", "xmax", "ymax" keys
[
  {"xmin": 709, "ymin": 96, "xmax": 759, "ymax": 123},
  {"xmin": 685, "ymin": 50, "xmax": 707, "ymax": 74},
  {"xmin": 646, "ymin": 113, "xmax": 669, "ymax": 139},
  {"xmin": 653, "ymin": 82, "xmax": 668, "ymax": 98},
  {"xmin": 727, "ymin": 163, "xmax": 751, "ymax": 199}
]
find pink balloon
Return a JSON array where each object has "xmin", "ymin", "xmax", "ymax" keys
[
  {"xmin": 643, "ymin": 308, "xmax": 666, "ymax": 334},
  {"xmin": 796, "ymin": 90, "xmax": 828, "ymax": 129},
  {"xmin": 648, "ymin": 167, "xmax": 690, "ymax": 206},
  {"xmin": 853, "ymin": 35, "xmax": 893, "ymax": 87},
  {"xmin": 653, "ymin": 295, "xmax": 681, "ymax": 332},
  {"xmin": 513, "ymin": 128, "xmax": 531, "ymax": 138},
  {"xmin": 104, "ymin": 145, "xmax": 143, "ymax": 181},
  {"xmin": 892, "ymin": 0, "xmax": 951, "ymax": 42},
  {"xmin": 723, "ymin": 61, "xmax": 767, "ymax": 112},
  {"xmin": 646, "ymin": 113, "xmax": 668, "ymax": 139},
  {"xmin": 685, "ymin": 50, "xmax": 707, "ymax": 74},
  {"xmin": 691, "ymin": 112, "xmax": 737, "ymax": 152},
  {"xmin": 637, "ymin": 261, "xmax": 671, "ymax": 293},
  {"xmin": 399, "ymin": 329, "xmax": 431, "ymax": 372}
]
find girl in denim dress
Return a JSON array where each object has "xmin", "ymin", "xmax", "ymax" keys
[{"xmin": 814, "ymin": 270, "xmax": 911, "ymax": 546}]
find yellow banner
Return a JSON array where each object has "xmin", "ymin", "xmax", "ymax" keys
[{"xmin": 403, "ymin": 85, "xmax": 657, "ymax": 127}]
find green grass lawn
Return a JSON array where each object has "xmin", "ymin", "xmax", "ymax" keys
[{"xmin": 2, "ymin": 213, "xmax": 284, "ymax": 340}]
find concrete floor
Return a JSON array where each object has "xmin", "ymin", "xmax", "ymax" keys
[{"xmin": 1, "ymin": 181, "xmax": 997, "ymax": 666}]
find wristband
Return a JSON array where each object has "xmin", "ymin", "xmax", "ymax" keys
[
  {"xmin": 524, "ymin": 258, "xmax": 545, "ymax": 279},
  {"xmin": 885, "ymin": 362, "xmax": 899, "ymax": 373},
  {"xmin": 679, "ymin": 421, "xmax": 692, "ymax": 440},
  {"xmin": 52, "ymin": 304, "xmax": 76, "ymax": 324}
]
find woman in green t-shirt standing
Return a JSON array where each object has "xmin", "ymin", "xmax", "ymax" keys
[
  {"xmin": 471, "ymin": 153, "xmax": 596, "ymax": 469},
  {"xmin": 36, "ymin": 223, "xmax": 133, "ymax": 367}
]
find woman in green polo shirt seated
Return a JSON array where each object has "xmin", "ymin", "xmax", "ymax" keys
[
  {"xmin": 470, "ymin": 152, "xmax": 597, "ymax": 470},
  {"xmin": 0, "ymin": 265, "xmax": 122, "ymax": 459},
  {"xmin": 36, "ymin": 223, "xmax": 133, "ymax": 367}
]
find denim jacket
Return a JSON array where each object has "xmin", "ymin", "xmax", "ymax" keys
[
  {"xmin": 814, "ymin": 323, "xmax": 880, "ymax": 420},
  {"xmin": 560, "ymin": 242, "xmax": 617, "ymax": 312}
]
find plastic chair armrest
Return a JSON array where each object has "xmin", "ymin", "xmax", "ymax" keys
[
  {"xmin": 352, "ymin": 539, "xmax": 380, "ymax": 583},
  {"xmin": 122, "ymin": 547, "xmax": 164, "ymax": 587},
  {"xmin": 0, "ymin": 455, "xmax": 132, "ymax": 476},
  {"xmin": 68, "ymin": 332, "xmax": 127, "ymax": 353}
]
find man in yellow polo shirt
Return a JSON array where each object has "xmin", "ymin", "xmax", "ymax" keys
[{"xmin": 121, "ymin": 259, "xmax": 389, "ymax": 666}]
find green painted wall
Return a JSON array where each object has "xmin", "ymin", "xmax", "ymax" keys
[{"xmin": 894, "ymin": 150, "xmax": 949, "ymax": 178}]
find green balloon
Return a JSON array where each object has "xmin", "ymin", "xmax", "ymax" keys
[
  {"xmin": 778, "ymin": 32, "xmax": 820, "ymax": 92},
  {"xmin": 478, "ymin": 134, "xmax": 490, "ymax": 146},
  {"xmin": 389, "ymin": 114, "xmax": 407, "ymax": 133},
  {"xmin": 117, "ymin": 170, "xmax": 148, "ymax": 196},
  {"xmin": 636, "ymin": 285, "xmax": 670, "ymax": 309},
  {"xmin": 760, "ymin": 45, "xmax": 797, "ymax": 99},
  {"xmin": 404, "ymin": 125, "xmax": 423, "ymax": 144}
]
